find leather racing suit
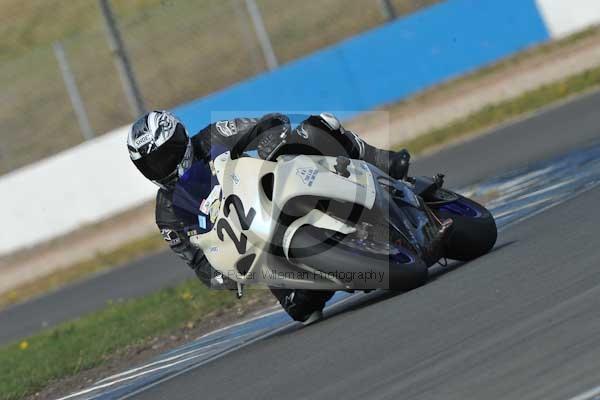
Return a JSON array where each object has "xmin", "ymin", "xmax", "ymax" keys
[{"xmin": 155, "ymin": 113, "xmax": 409, "ymax": 321}]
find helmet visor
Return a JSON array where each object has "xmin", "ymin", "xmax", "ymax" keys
[{"xmin": 133, "ymin": 123, "xmax": 188, "ymax": 181}]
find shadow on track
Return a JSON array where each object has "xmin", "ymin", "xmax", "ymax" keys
[{"xmin": 274, "ymin": 240, "xmax": 518, "ymax": 334}]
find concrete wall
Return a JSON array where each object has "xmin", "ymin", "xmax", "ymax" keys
[
  {"xmin": 1, "ymin": 0, "xmax": 599, "ymax": 255},
  {"xmin": 536, "ymin": 0, "xmax": 600, "ymax": 38},
  {"xmin": 0, "ymin": 127, "xmax": 157, "ymax": 255}
]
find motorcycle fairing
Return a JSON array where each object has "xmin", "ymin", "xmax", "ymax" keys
[{"xmin": 191, "ymin": 152, "xmax": 377, "ymax": 289}]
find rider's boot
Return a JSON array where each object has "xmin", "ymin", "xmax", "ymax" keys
[
  {"xmin": 270, "ymin": 288, "xmax": 334, "ymax": 323},
  {"xmin": 389, "ymin": 149, "xmax": 411, "ymax": 179},
  {"xmin": 432, "ymin": 173, "xmax": 445, "ymax": 189},
  {"xmin": 360, "ymin": 139, "xmax": 411, "ymax": 180}
]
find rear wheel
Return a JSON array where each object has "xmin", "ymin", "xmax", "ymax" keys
[
  {"xmin": 431, "ymin": 192, "xmax": 497, "ymax": 261},
  {"xmin": 288, "ymin": 225, "xmax": 428, "ymax": 291}
]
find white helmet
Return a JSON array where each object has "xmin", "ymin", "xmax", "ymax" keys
[{"xmin": 127, "ymin": 110, "xmax": 193, "ymax": 189}]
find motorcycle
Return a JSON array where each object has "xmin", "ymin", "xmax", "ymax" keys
[{"xmin": 192, "ymin": 148, "xmax": 497, "ymax": 296}]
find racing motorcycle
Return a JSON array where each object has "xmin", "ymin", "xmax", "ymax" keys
[{"xmin": 192, "ymin": 147, "xmax": 497, "ymax": 296}]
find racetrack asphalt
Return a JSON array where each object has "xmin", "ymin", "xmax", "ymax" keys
[
  {"xmin": 2, "ymin": 88, "xmax": 600, "ymax": 347},
  {"xmin": 133, "ymin": 183, "xmax": 600, "ymax": 400}
]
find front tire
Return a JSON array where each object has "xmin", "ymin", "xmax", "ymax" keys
[
  {"xmin": 432, "ymin": 194, "xmax": 497, "ymax": 261},
  {"xmin": 288, "ymin": 225, "xmax": 428, "ymax": 291}
]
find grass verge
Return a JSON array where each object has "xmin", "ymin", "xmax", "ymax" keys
[
  {"xmin": 0, "ymin": 279, "xmax": 270, "ymax": 400},
  {"xmin": 397, "ymin": 64, "xmax": 600, "ymax": 154},
  {"xmin": 0, "ymin": 233, "xmax": 166, "ymax": 310}
]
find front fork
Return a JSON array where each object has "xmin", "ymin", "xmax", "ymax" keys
[{"xmin": 236, "ymin": 282, "xmax": 244, "ymax": 299}]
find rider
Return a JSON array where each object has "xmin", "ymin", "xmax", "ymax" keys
[{"xmin": 127, "ymin": 111, "xmax": 411, "ymax": 322}]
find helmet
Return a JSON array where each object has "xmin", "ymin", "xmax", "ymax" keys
[{"xmin": 127, "ymin": 111, "xmax": 193, "ymax": 189}]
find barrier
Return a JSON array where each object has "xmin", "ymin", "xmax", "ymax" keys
[
  {"xmin": 1, "ymin": 0, "xmax": 598, "ymax": 255},
  {"xmin": 0, "ymin": 127, "xmax": 156, "ymax": 255},
  {"xmin": 174, "ymin": 0, "xmax": 550, "ymax": 134},
  {"xmin": 536, "ymin": 0, "xmax": 600, "ymax": 38}
]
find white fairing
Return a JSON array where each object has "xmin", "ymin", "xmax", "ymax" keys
[{"xmin": 191, "ymin": 152, "xmax": 376, "ymax": 290}]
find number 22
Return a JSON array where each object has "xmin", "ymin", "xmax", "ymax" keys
[{"xmin": 216, "ymin": 195, "xmax": 256, "ymax": 255}]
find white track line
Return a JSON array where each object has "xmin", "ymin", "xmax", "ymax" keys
[
  {"xmin": 119, "ymin": 292, "xmax": 360, "ymax": 399},
  {"xmin": 56, "ymin": 348, "xmax": 224, "ymax": 400},
  {"xmin": 59, "ymin": 295, "xmax": 357, "ymax": 400},
  {"xmin": 192, "ymin": 305, "xmax": 282, "ymax": 340},
  {"xmin": 95, "ymin": 306, "xmax": 282, "ymax": 385},
  {"xmin": 95, "ymin": 335, "xmax": 239, "ymax": 384},
  {"xmin": 567, "ymin": 385, "xmax": 600, "ymax": 400}
]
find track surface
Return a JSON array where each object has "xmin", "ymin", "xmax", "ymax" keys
[
  {"xmin": 133, "ymin": 186, "xmax": 600, "ymax": 400},
  {"xmin": 130, "ymin": 92, "xmax": 600, "ymax": 399},
  {"xmin": 1, "ymin": 89, "xmax": 600, "ymax": 347},
  {"xmin": 411, "ymin": 89, "xmax": 600, "ymax": 188}
]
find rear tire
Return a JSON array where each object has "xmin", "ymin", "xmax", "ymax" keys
[{"xmin": 433, "ymin": 194, "xmax": 497, "ymax": 261}]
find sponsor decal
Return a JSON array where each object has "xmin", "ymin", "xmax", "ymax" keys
[
  {"xmin": 231, "ymin": 174, "xmax": 240, "ymax": 185},
  {"xmin": 156, "ymin": 112, "xmax": 175, "ymax": 138},
  {"xmin": 198, "ymin": 215, "xmax": 207, "ymax": 230},
  {"xmin": 186, "ymin": 229, "xmax": 198, "ymax": 237},
  {"xmin": 199, "ymin": 186, "xmax": 222, "ymax": 226},
  {"xmin": 209, "ymin": 199, "xmax": 221, "ymax": 224},
  {"xmin": 160, "ymin": 228, "xmax": 181, "ymax": 245},
  {"xmin": 296, "ymin": 167, "xmax": 319, "ymax": 187},
  {"xmin": 202, "ymin": 185, "xmax": 221, "ymax": 209},
  {"xmin": 207, "ymin": 246, "xmax": 219, "ymax": 253},
  {"xmin": 134, "ymin": 132, "xmax": 154, "ymax": 147},
  {"xmin": 199, "ymin": 199, "xmax": 209, "ymax": 215},
  {"xmin": 215, "ymin": 120, "xmax": 237, "ymax": 137},
  {"xmin": 296, "ymin": 125, "xmax": 309, "ymax": 139}
]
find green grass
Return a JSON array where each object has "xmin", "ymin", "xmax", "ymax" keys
[
  {"xmin": 0, "ymin": 279, "xmax": 268, "ymax": 400},
  {"xmin": 397, "ymin": 65, "xmax": 600, "ymax": 155}
]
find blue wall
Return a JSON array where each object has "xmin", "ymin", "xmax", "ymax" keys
[{"xmin": 173, "ymin": 0, "xmax": 550, "ymax": 134}]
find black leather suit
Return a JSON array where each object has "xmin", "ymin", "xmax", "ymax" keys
[{"xmin": 155, "ymin": 113, "xmax": 408, "ymax": 321}]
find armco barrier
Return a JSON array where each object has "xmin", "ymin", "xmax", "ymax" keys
[{"xmin": 1, "ymin": 0, "xmax": 598, "ymax": 255}]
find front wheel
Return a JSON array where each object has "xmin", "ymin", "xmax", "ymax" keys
[{"xmin": 431, "ymin": 192, "xmax": 497, "ymax": 261}]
